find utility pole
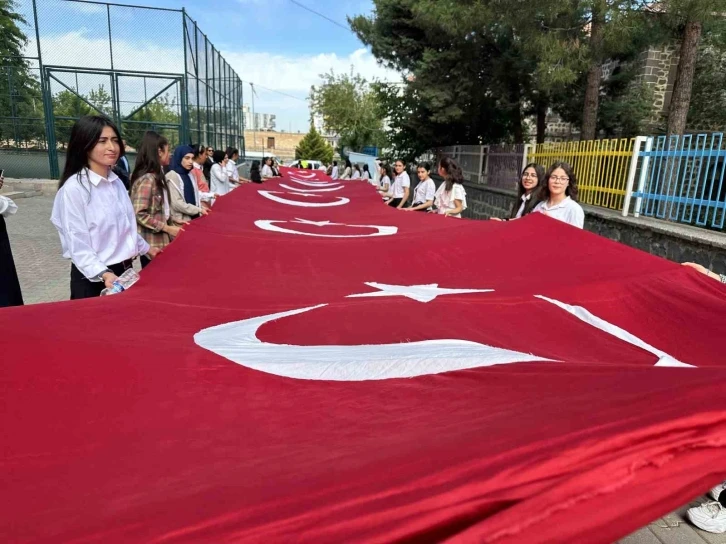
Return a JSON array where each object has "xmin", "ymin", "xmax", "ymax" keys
[{"xmin": 250, "ymin": 82, "xmax": 257, "ymax": 154}]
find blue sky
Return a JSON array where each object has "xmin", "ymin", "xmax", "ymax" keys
[{"xmin": 24, "ymin": 0, "xmax": 401, "ymax": 133}]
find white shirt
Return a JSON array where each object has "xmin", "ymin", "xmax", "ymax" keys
[
  {"xmin": 261, "ymin": 164, "xmax": 274, "ymax": 178},
  {"xmin": 533, "ymin": 196, "xmax": 585, "ymax": 229},
  {"xmin": 318, "ymin": 165, "xmax": 327, "ymax": 171},
  {"xmin": 434, "ymin": 182, "xmax": 467, "ymax": 218},
  {"xmin": 362, "ymin": 170, "xmax": 371, "ymax": 181},
  {"xmin": 51, "ymin": 169, "xmax": 150, "ymax": 280},
  {"xmin": 331, "ymin": 166, "xmax": 339, "ymax": 179},
  {"xmin": 352, "ymin": 170, "xmax": 361, "ymax": 180},
  {"xmin": 412, "ymin": 178, "xmax": 436, "ymax": 208},
  {"xmin": 391, "ymin": 171, "xmax": 411, "ymax": 199},
  {"xmin": 0, "ymin": 195, "xmax": 18, "ymax": 217},
  {"xmin": 226, "ymin": 159, "xmax": 239, "ymax": 182},
  {"xmin": 210, "ymin": 163, "xmax": 235, "ymax": 195}
]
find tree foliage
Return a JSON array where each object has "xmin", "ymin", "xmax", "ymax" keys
[
  {"xmin": 309, "ymin": 71, "xmax": 386, "ymax": 154},
  {"xmin": 295, "ymin": 124, "xmax": 334, "ymax": 163}
]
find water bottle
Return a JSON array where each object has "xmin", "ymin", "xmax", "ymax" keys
[{"xmin": 100, "ymin": 268, "xmax": 140, "ymax": 296}]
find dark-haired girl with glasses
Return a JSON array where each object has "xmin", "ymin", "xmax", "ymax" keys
[
  {"xmin": 491, "ymin": 163, "xmax": 545, "ymax": 221},
  {"xmin": 51, "ymin": 115, "xmax": 160, "ymax": 299},
  {"xmin": 533, "ymin": 161, "xmax": 585, "ymax": 228}
]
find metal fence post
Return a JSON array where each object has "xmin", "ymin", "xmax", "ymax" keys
[
  {"xmin": 522, "ymin": 144, "xmax": 532, "ymax": 172},
  {"xmin": 181, "ymin": 10, "xmax": 190, "ymax": 143},
  {"xmin": 479, "ymin": 145, "xmax": 487, "ymax": 184},
  {"xmin": 633, "ymin": 137, "xmax": 653, "ymax": 218},
  {"xmin": 622, "ymin": 136, "xmax": 647, "ymax": 217}
]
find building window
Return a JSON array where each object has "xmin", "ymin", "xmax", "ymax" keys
[{"xmin": 267, "ymin": 137, "xmax": 275, "ymax": 149}]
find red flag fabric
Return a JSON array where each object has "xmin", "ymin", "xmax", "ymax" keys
[{"xmin": 2, "ymin": 167, "xmax": 726, "ymax": 543}]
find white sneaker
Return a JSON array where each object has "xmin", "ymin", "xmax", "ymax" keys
[
  {"xmin": 710, "ymin": 481, "xmax": 726, "ymax": 501},
  {"xmin": 688, "ymin": 501, "xmax": 726, "ymax": 534}
]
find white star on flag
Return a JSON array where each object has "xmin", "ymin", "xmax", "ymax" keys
[{"xmin": 346, "ymin": 283, "xmax": 493, "ymax": 303}]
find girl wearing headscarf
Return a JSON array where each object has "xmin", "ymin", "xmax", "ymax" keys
[{"xmin": 166, "ymin": 145, "xmax": 209, "ymax": 227}]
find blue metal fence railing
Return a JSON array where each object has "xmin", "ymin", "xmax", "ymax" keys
[{"xmin": 623, "ymin": 133, "xmax": 726, "ymax": 230}]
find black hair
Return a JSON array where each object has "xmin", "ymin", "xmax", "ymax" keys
[
  {"xmin": 510, "ymin": 162, "xmax": 546, "ymax": 219},
  {"xmin": 131, "ymin": 131, "xmax": 169, "ymax": 193},
  {"xmin": 345, "ymin": 159, "xmax": 352, "ymax": 168},
  {"xmin": 225, "ymin": 147, "xmax": 239, "ymax": 160},
  {"xmin": 59, "ymin": 115, "xmax": 125, "ymax": 189},
  {"xmin": 191, "ymin": 143, "xmax": 207, "ymax": 160},
  {"xmin": 212, "ymin": 150, "xmax": 227, "ymax": 164},
  {"xmin": 417, "ymin": 161, "xmax": 431, "ymax": 172},
  {"xmin": 363, "ymin": 164, "xmax": 370, "ymax": 172},
  {"xmin": 541, "ymin": 161, "xmax": 579, "ymax": 202},
  {"xmin": 438, "ymin": 156, "xmax": 464, "ymax": 192},
  {"xmin": 250, "ymin": 160, "xmax": 262, "ymax": 183},
  {"xmin": 333, "ymin": 160, "xmax": 338, "ymax": 166},
  {"xmin": 380, "ymin": 163, "xmax": 392, "ymax": 180}
]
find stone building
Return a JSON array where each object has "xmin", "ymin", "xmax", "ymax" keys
[
  {"xmin": 534, "ymin": 43, "xmax": 681, "ymax": 142},
  {"xmin": 243, "ymin": 130, "xmax": 306, "ymax": 161}
]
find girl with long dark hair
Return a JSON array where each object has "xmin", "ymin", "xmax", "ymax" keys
[
  {"xmin": 191, "ymin": 144, "xmax": 218, "ymax": 210},
  {"xmin": 533, "ymin": 161, "xmax": 584, "ymax": 228},
  {"xmin": 491, "ymin": 163, "xmax": 546, "ymax": 222},
  {"xmin": 377, "ymin": 163, "xmax": 393, "ymax": 199},
  {"xmin": 405, "ymin": 162, "xmax": 436, "ymax": 212},
  {"xmin": 249, "ymin": 160, "xmax": 263, "ymax": 183},
  {"xmin": 388, "ymin": 159, "xmax": 411, "ymax": 209},
  {"xmin": 210, "ymin": 150, "xmax": 235, "ymax": 195},
  {"xmin": 261, "ymin": 157, "xmax": 274, "ymax": 178},
  {"xmin": 51, "ymin": 115, "xmax": 159, "ymax": 299},
  {"xmin": 362, "ymin": 163, "xmax": 371, "ymax": 182},
  {"xmin": 130, "ymin": 131, "xmax": 184, "ymax": 269},
  {"xmin": 351, "ymin": 164, "xmax": 362, "ymax": 180},
  {"xmin": 433, "ymin": 156, "xmax": 467, "ymax": 217},
  {"xmin": 340, "ymin": 159, "xmax": 352, "ymax": 180},
  {"xmin": 225, "ymin": 147, "xmax": 240, "ymax": 184},
  {"xmin": 166, "ymin": 145, "xmax": 209, "ymax": 226}
]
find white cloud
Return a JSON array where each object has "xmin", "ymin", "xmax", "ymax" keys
[{"xmin": 23, "ymin": 32, "xmax": 401, "ymax": 132}]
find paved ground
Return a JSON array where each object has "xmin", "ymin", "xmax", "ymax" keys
[
  {"xmin": 4, "ymin": 194, "xmax": 725, "ymax": 543},
  {"xmin": 5, "ymin": 194, "xmax": 69, "ymax": 304}
]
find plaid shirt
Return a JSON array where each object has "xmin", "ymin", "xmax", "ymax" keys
[{"xmin": 130, "ymin": 173, "xmax": 172, "ymax": 251}]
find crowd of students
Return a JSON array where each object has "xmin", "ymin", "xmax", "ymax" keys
[
  {"xmin": 1, "ymin": 114, "xmax": 725, "ymax": 310},
  {"xmin": 48, "ymin": 115, "xmax": 284, "ymax": 300}
]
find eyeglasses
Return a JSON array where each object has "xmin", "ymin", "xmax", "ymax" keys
[
  {"xmin": 522, "ymin": 173, "xmax": 538, "ymax": 178},
  {"xmin": 550, "ymin": 176, "xmax": 570, "ymax": 183}
]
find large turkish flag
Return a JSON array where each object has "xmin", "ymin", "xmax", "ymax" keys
[{"xmin": 2, "ymin": 167, "xmax": 726, "ymax": 543}]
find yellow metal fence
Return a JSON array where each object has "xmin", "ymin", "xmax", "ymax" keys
[{"xmin": 529, "ymin": 138, "xmax": 634, "ymax": 211}]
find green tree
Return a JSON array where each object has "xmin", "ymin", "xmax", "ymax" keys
[
  {"xmin": 0, "ymin": 0, "xmax": 44, "ymax": 148},
  {"xmin": 687, "ymin": 22, "xmax": 726, "ymax": 130},
  {"xmin": 659, "ymin": 0, "xmax": 724, "ymax": 135},
  {"xmin": 123, "ymin": 94, "xmax": 181, "ymax": 149},
  {"xmin": 295, "ymin": 124, "xmax": 334, "ymax": 163},
  {"xmin": 309, "ymin": 71, "xmax": 387, "ymax": 154}
]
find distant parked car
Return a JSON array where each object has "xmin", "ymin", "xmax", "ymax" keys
[{"xmin": 288, "ymin": 159, "xmax": 323, "ymax": 170}]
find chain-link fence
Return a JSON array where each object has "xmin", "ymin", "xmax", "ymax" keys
[{"xmin": 2, "ymin": 0, "xmax": 244, "ymax": 179}]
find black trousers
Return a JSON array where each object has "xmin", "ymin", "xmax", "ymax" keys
[
  {"xmin": 387, "ymin": 198, "xmax": 403, "ymax": 208},
  {"xmin": 140, "ymin": 255, "xmax": 151, "ymax": 269},
  {"xmin": 0, "ymin": 215, "xmax": 23, "ymax": 308},
  {"xmin": 70, "ymin": 260, "xmax": 132, "ymax": 300}
]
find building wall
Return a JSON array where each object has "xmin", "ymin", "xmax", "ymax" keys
[
  {"xmin": 633, "ymin": 44, "xmax": 680, "ymax": 127},
  {"xmin": 243, "ymin": 130, "xmax": 306, "ymax": 160}
]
